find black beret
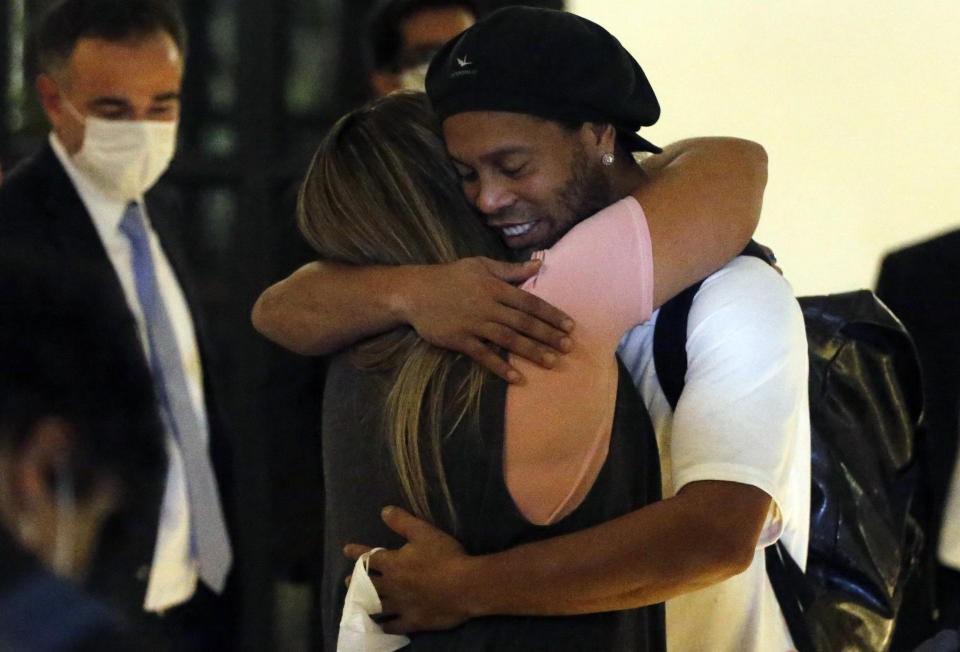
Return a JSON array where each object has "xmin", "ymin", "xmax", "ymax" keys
[{"xmin": 426, "ymin": 6, "xmax": 661, "ymax": 153}]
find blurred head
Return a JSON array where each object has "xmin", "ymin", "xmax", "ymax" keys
[
  {"xmin": 427, "ymin": 6, "xmax": 660, "ymax": 250},
  {"xmin": 367, "ymin": 0, "xmax": 480, "ymax": 95},
  {"xmin": 0, "ymin": 255, "xmax": 165, "ymax": 580}
]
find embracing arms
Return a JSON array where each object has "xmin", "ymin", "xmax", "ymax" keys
[
  {"xmin": 347, "ymin": 481, "xmax": 771, "ymax": 632},
  {"xmin": 251, "ymin": 256, "xmax": 570, "ymax": 381},
  {"xmin": 344, "ymin": 259, "xmax": 809, "ymax": 633},
  {"xmin": 251, "ymin": 137, "xmax": 767, "ymax": 379}
]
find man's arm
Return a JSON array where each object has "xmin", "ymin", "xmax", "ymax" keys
[
  {"xmin": 348, "ymin": 480, "xmax": 770, "ymax": 633},
  {"xmin": 251, "ymin": 137, "xmax": 767, "ymax": 379}
]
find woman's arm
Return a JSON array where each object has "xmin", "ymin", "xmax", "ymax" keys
[
  {"xmin": 635, "ymin": 137, "xmax": 767, "ymax": 308},
  {"xmin": 505, "ymin": 197, "xmax": 653, "ymax": 524},
  {"xmin": 251, "ymin": 257, "xmax": 575, "ymax": 382},
  {"xmin": 251, "ymin": 137, "xmax": 766, "ymax": 369}
]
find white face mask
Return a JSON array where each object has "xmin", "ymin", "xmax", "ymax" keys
[{"xmin": 63, "ymin": 97, "xmax": 178, "ymax": 201}]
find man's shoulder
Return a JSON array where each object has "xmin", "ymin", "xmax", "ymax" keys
[
  {"xmin": 878, "ymin": 230, "xmax": 960, "ymax": 315},
  {"xmin": 692, "ymin": 255, "xmax": 798, "ymax": 322},
  {"xmin": 886, "ymin": 228, "xmax": 960, "ymax": 259},
  {"xmin": 0, "ymin": 144, "xmax": 60, "ymax": 192},
  {"xmin": 145, "ymin": 178, "xmax": 183, "ymax": 212},
  {"xmin": 617, "ymin": 256, "xmax": 803, "ymax": 384},
  {"xmin": 880, "ymin": 228, "xmax": 960, "ymax": 279},
  {"xmin": 0, "ymin": 145, "xmax": 71, "ymax": 223},
  {"xmin": 699, "ymin": 254, "xmax": 789, "ymax": 288},
  {"xmin": 683, "ymin": 257, "xmax": 807, "ymax": 381}
]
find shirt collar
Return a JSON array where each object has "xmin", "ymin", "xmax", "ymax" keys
[{"xmin": 48, "ymin": 132, "xmax": 143, "ymax": 234}]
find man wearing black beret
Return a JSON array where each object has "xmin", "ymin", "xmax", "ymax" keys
[{"xmin": 254, "ymin": 8, "xmax": 809, "ymax": 652}]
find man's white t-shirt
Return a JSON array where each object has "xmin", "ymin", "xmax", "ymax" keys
[{"xmin": 618, "ymin": 256, "xmax": 812, "ymax": 652}]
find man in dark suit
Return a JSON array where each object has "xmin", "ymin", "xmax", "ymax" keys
[
  {"xmin": 877, "ymin": 229, "xmax": 960, "ymax": 646},
  {"xmin": 0, "ymin": 0, "xmax": 236, "ymax": 648}
]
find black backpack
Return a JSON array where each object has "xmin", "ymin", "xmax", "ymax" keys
[{"xmin": 653, "ymin": 245, "xmax": 924, "ymax": 652}]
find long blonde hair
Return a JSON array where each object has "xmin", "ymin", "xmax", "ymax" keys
[{"xmin": 298, "ymin": 92, "xmax": 505, "ymax": 527}]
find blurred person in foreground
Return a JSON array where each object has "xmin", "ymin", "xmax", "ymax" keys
[
  {"xmin": 367, "ymin": 0, "xmax": 481, "ymax": 95},
  {"xmin": 0, "ymin": 0, "xmax": 237, "ymax": 647},
  {"xmin": 0, "ymin": 257, "xmax": 165, "ymax": 650}
]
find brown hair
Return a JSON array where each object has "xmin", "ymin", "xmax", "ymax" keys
[
  {"xmin": 35, "ymin": 0, "xmax": 187, "ymax": 76},
  {"xmin": 298, "ymin": 92, "xmax": 504, "ymax": 526}
]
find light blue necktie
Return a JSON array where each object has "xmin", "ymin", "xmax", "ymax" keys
[{"xmin": 119, "ymin": 201, "xmax": 232, "ymax": 593}]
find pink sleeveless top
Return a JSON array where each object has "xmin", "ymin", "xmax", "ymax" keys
[{"xmin": 505, "ymin": 196, "xmax": 654, "ymax": 524}]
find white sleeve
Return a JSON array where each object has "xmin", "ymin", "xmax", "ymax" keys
[{"xmin": 671, "ymin": 256, "xmax": 811, "ymax": 555}]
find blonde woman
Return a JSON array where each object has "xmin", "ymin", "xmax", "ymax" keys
[{"xmin": 291, "ymin": 89, "xmax": 767, "ymax": 651}]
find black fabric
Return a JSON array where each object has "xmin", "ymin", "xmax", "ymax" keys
[
  {"xmin": 765, "ymin": 543, "xmax": 815, "ymax": 652},
  {"xmin": 652, "ymin": 278, "xmax": 699, "ymax": 412},
  {"xmin": 653, "ymin": 247, "xmax": 925, "ymax": 652},
  {"xmin": 320, "ymin": 354, "xmax": 665, "ymax": 652},
  {"xmin": 0, "ymin": 143, "xmax": 238, "ymax": 646},
  {"xmin": 260, "ymin": 183, "xmax": 327, "ymax": 585},
  {"xmin": 425, "ymin": 6, "xmax": 662, "ymax": 154},
  {"xmin": 877, "ymin": 231, "xmax": 960, "ymax": 648}
]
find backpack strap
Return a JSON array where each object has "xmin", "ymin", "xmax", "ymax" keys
[
  {"xmin": 740, "ymin": 239, "xmax": 772, "ymax": 262},
  {"xmin": 653, "ymin": 240, "xmax": 771, "ymax": 410},
  {"xmin": 652, "ymin": 241, "xmax": 814, "ymax": 651},
  {"xmin": 653, "ymin": 281, "xmax": 700, "ymax": 410},
  {"xmin": 766, "ymin": 541, "xmax": 815, "ymax": 652}
]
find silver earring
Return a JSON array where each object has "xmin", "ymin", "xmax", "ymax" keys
[{"xmin": 601, "ymin": 152, "xmax": 615, "ymax": 167}]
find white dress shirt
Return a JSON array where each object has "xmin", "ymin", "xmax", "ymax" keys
[{"xmin": 51, "ymin": 133, "xmax": 206, "ymax": 611}]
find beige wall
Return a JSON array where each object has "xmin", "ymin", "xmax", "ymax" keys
[{"xmin": 570, "ymin": 0, "xmax": 959, "ymax": 295}]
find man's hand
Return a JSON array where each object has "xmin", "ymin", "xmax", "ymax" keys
[
  {"xmin": 398, "ymin": 257, "xmax": 574, "ymax": 383},
  {"xmin": 344, "ymin": 507, "xmax": 477, "ymax": 634},
  {"xmin": 344, "ymin": 483, "xmax": 772, "ymax": 627}
]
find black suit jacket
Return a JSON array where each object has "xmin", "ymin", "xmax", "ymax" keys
[
  {"xmin": 0, "ymin": 142, "xmax": 235, "ymax": 622},
  {"xmin": 878, "ymin": 230, "xmax": 960, "ymax": 532},
  {"xmin": 877, "ymin": 229, "xmax": 960, "ymax": 640}
]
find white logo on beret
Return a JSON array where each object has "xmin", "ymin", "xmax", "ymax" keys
[{"xmin": 456, "ymin": 56, "xmax": 472, "ymax": 68}]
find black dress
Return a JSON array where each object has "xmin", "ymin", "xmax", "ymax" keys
[{"xmin": 320, "ymin": 355, "xmax": 665, "ymax": 651}]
